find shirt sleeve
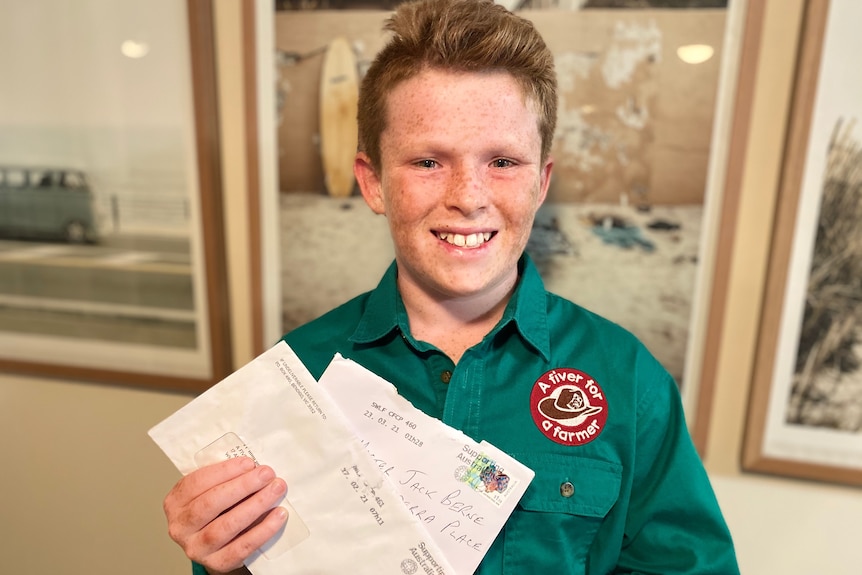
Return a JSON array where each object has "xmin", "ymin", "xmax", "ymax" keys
[{"xmin": 615, "ymin": 360, "xmax": 740, "ymax": 574}]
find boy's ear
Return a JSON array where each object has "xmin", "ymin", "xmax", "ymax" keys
[
  {"xmin": 354, "ymin": 152, "xmax": 385, "ymax": 215},
  {"xmin": 538, "ymin": 157, "xmax": 553, "ymax": 206}
]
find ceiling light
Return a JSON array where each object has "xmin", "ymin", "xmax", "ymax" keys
[
  {"xmin": 121, "ymin": 40, "xmax": 150, "ymax": 59},
  {"xmin": 677, "ymin": 44, "xmax": 714, "ymax": 65}
]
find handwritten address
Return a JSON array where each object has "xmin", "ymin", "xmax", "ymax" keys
[{"xmin": 358, "ymin": 401, "xmax": 490, "ymax": 552}]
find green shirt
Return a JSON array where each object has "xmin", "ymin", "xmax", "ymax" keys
[
  {"xmin": 192, "ymin": 255, "xmax": 738, "ymax": 575},
  {"xmin": 280, "ymin": 255, "xmax": 738, "ymax": 574}
]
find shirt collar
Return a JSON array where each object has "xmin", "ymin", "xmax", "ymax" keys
[
  {"xmin": 500, "ymin": 254, "xmax": 551, "ymax": 361},
  {"xmin": 349, "ymin": 261, "xmax": 403, "ymax": 344},
  {"xmin": 349, "ymin": 254, "xmax": 551, "ymax": 361}
]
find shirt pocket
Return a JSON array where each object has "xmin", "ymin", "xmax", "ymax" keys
[{"xmin": 502, "ymin": 452, "xmax": 622, "ymax": 574}]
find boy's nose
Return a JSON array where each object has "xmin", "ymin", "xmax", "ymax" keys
[{"xmin": 445, "ymin": 164, "xmax": 487, "ymax": 215}]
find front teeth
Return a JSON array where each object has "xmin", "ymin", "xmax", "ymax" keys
[{"xmin": 437, "ymin": 232, "xmax": 492, "ymax": 247}]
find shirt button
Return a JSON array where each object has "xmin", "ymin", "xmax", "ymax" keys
[
  {"xmin": 440, "ymin": 370, "xmax": 452, "ymax": 384},
  {"xmin": 560, "ymin": 481, "xmax": 575, "ymax": 498}
]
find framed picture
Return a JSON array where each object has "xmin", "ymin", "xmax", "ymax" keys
[
  {"xmin": 0, "ymin": 0, "xmax": 232, "ymax": 392},
  {"xmin": 271, "ymin": 3, "xmax": 735, "ymax": 403},
  {"xmin": 743, "ymin": 0, "xmax": 862, "ymax": 486}
]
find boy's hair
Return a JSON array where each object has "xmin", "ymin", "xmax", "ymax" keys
[{"xmin": 357, "ymin": 0, "xmax": 558, "ymax": 170}]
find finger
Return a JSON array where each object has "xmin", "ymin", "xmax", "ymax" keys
[
  {"xmin": 183, "ymin": 466, "xmax": 282, "ymax": 542},
  {"xmin": 168, "ymin": 457, "xmax": 257, "ymax": 510},
  {"xmin": 200, "ymin": 506, "xmax": 289, "ymax": 574},
  {"xmin": 191, "ymin": 476, "xmax": 287, "ymax": 570},
  {"xmin": 195, "ymin": 474, "xmax": 286, "ymax": 553}
]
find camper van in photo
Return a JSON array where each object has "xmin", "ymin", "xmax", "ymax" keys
[{"xmin": 0, "ymin": 166, "xmax": 100, "ymax": 243}]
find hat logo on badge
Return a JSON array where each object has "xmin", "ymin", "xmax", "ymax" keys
[
  {"xmin": 530, "ymin": 368, "xmax": 608, "ymax": 446},
  {"xmin": 537, "ymin": 386, "xmax": 603, "ymax": 427}
]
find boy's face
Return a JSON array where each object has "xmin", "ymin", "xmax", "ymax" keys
[{"xmin": 355, "ymin": 68, "xmax": 552, "ymax": 302}]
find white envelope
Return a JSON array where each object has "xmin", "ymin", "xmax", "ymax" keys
[
  {"xmin": 318, "ymin": 354, "xmax": 535, "ymax": 574},
  {"xmin": 148, "ymin": 341, "xmax": 454, "ymax": 575}
]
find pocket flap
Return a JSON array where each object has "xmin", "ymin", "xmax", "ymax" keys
[{"xmin": 512, "ymin": 452, "xmax": 622, "ymax": 518}]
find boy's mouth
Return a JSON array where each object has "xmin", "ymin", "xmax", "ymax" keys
[{"xmin": 435, "ymin": 231, "xmax": 494, "ymax": 248}]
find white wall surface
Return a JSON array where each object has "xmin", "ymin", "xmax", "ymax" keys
[
  {"xmin": 713, "ymin": 474, "xmax": 862, "ymax": 575},
  {"xmin": 0, "ymin": 372, "xmax": 192, "ymax": 575}
]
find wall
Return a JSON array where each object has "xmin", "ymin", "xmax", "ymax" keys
[
  {"xmin": 1, "ymin": 1, "xmax": 861, "ymax": 575},
  {"xmin": 0, "ymin": 374, "xmax": 192, "ymax": 574}
]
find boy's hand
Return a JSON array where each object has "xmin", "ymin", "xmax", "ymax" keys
[{"xmin": 163, "ymin": 457, "xmax": 287, "ymax": 574}]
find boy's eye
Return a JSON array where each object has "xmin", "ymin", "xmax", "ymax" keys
[
  {"xmin": 492, "ymin": 159, "xmax": 513, "ymax": 168},
  {"xmin": 417, "ymin": 159, "xmax": 437, "ymax": 169}
]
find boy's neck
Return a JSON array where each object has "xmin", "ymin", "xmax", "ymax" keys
[{"xmin": 397, "ymin": 274, "xmax": 517, "ymax": 364}]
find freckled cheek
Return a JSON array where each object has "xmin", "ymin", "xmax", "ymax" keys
[
  {"xmin": 384, "ymin": 200, "xmax": 426, "ymax": 244},
  {"xmin": 388, "ymin": 181, "xmax": 438, "ymax": 219},
  {"xmin": 500, "ymin": 189, "xmax": 541, "ymax": 219},
  {"xmin": 385, "ymin": 195, "xmax": 420, "ymax": 225},
  {"xmin": 505, "ymin": 199, "xmax": 541, "ymax": 243}
]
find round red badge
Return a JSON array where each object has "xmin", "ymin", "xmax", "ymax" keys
[{"xmin": 530, "ymin": 368, "xmax": 608, "ymax": 446}]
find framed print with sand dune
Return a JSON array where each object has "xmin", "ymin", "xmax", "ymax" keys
[
  {"xmin": 0, "ymin": 0, "xmax": 232, "ymax": 393},
  {"xmin": 743, "ymin": 0, "xmax": 862, "ymax": 486}
]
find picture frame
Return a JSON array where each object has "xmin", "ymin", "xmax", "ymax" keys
[
  {"xmin": 682, "ymin": 0, "xmax": 763, "ymax": 453},
  {"xmin": 0, "ymin": 0, "xmax": 232, "ymax": 393},
  {"xmin": 742, "ymin": 0, "xmax": 862, "ymax": 486},
  {"xmin": 259, "ymin": 6, "xmax": 793, "ymax": 460},
  {"xmin": 251, "ymin": 0, "xmax": 284, "ymax": 351},
  {"xmin": 270, "ymin": 4, "xmax": 736, "ymax": 405}
]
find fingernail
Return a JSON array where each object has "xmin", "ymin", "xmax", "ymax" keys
[
  {"xmin": 239, "ymin": 457, "xmax": 256, "ymax": 471},
  {"xmin": 271, "ymin": 479, "xmax": 286, "ymax": 495},
  {"xmin": 258, "ymin": 466, "xmax": 275, "ymax": 482}
]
